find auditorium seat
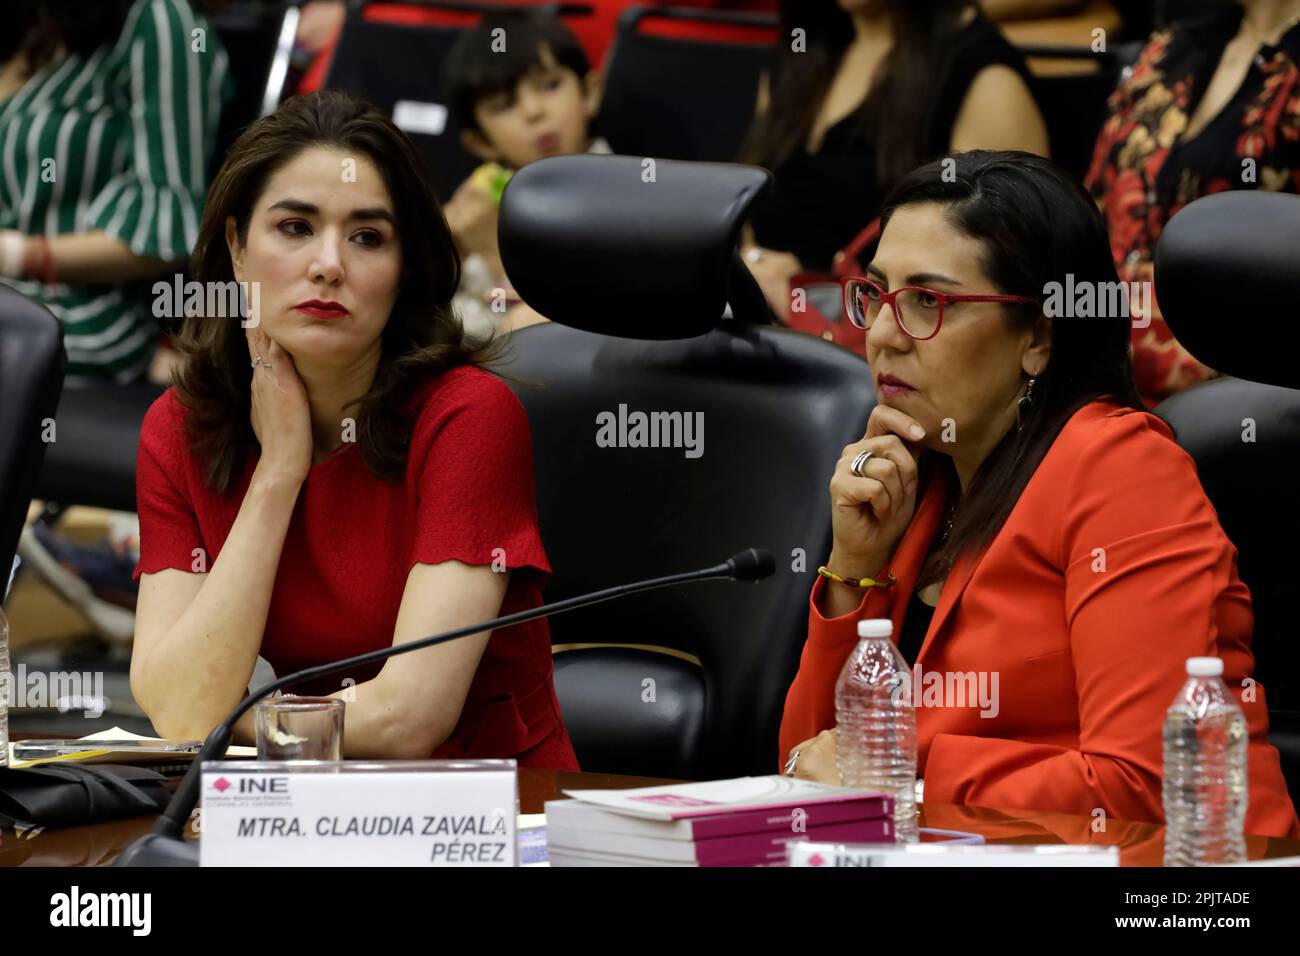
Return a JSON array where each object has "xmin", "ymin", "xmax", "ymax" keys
[
  {"xmin": 597, "ymin": 4, "xmax": 778, "ymax": 163},
  {"xmin": 497, "ymin": 154, "xmax": 875, "ymax": 779},
  {"xmin": 0, "ymin": 288, "xmax": 64, "ymax": 582},
  {"xmin": 18, "ymin": 378, "xmax": 162, "ymax": 649},
  {"xmin": 1155, "ymin": 190, "xmax": 1300, "ymax": 802},
  {"xmin": 32, "ymin": 383, "xmax": 166, "ymax": 515}
]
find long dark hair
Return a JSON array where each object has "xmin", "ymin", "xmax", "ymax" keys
[
  {"xmin": 739, "ymin": 0, "xmax": 974, "ymax": 186},
  {"xmin": 877, "ymin": 151, "xmax": 1146, "ymax": 585},
  {"xmin": 176, "ymin": 90, "xmax": 497, "ymax": 494}
]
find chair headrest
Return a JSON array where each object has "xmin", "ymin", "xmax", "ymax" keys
[
  {"xmin": 498, "ymin": 154, "xmax": 772, "ymax": 338},
  {"xmin": 1155, "ymin": 191, "xmax": 1300, "ymax": 390}
]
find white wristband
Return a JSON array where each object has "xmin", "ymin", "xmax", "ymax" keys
[{"xmin": 0, "ymin": 231, "xmax": 26, "ymax": 278}]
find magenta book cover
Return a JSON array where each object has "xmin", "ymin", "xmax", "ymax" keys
[
  {"xmin": 684, "ymin": 795, "xmax": 893, "ymax": 840},
  {"xmin": 694, "ymin": 818, "xmax": 894, "ymax": 866}
]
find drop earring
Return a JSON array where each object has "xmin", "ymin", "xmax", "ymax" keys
[{"xmin": 1016, "ymin": 376, "xmax": 1037, "ymax": 434}]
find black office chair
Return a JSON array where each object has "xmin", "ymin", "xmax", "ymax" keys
[
  {"xmin": 497, "ymin": 154, "xmax": 875, "ymax": 779},
  {"xmin": 1015, "ymin": 40, "xmax": 1144, "ymax": 182},
  {"xmin": 1154, "ymin": 190, "xmax": 1300, "ymax": 802},
  {"xmin": 32, "ymin": 383, "xmax": 166, "ymax": 515},
  {"xmin": 18, "ymin": 376, "xmax": 162, "ymax": 647},
  {"xmin": 322, "ymin": 1, "xmax": 584, "ymax": 198},
  {"xmin": 0, "ymin": 288, "xmax": 64, "ymax": 589},
  {"xmin": 597, "ymin": 5, "xmax": 778, "ymax": 163}
]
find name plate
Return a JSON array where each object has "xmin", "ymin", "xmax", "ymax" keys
[{"xmin": 200, "ymin": 760, "xmax": 517, "ymax": 867}]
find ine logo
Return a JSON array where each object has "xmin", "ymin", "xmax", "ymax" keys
[
  {"xmin": 210, "ymin": 775, "xmax": 288, "ymax": 793},
  {"xmin": 49, "ymin": 886, "xmax": 151, "ymax": 936}
]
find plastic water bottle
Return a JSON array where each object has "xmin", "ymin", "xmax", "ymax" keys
[
  {"xmin": 1162, "ymin": 657, "xmax": 1248, "ymax": 866},
  {"xmin": 835, "ymin": 618, "xmax": 917, "ymax": 842}
]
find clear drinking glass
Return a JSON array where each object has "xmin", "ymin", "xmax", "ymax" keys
[{"xmin": 255, "ymin": 695, "xmax": 345, "ymax": 760}]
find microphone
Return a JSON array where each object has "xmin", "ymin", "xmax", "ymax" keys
[
  {"xmin": 725, "ymin": 547, "xmax": 775, "ymax": 582},
  {"xmin": 114, "ymin": 549, "xmax": 774, "ymax": 866}
]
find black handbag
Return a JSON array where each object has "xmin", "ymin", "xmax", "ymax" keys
[{"xmin": 0, "ymin": 763, "xmax": 173, "ymax": 829}]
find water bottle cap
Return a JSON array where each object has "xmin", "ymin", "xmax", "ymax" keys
[
  {"xmin": 1186, "ymin": 656, "xmax": 1223, "ymax": 677},
  {"xmin": 857, "ymin": 619, "xmax": 893, "ymax": 639}
]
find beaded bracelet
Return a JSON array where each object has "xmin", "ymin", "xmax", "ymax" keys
[{"xmin": 816, "ymin": 565, "xmax": 896, "ymax": 590}]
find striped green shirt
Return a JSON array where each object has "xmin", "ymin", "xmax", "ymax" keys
[{"xmin": 0, "ymin": 0, "xmax": 230, "ymax": 383}]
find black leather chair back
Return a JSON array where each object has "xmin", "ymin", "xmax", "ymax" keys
[
  {"xmin": 598, "ymin": 5, "xmax": 777, "ymax": 163},
  {"xmin": 500, "ymin": 154, "xmax": 773, "ymax": 337},
  {"xmin": 498, "ymin": 155, "xmax": 874, "ymax": 779},
  {"xmin": 1156, "ymin": 192, "xmax": 1300, "ymax": 391},
  {"xmin": 1155, "ymin": 190, "xmax": 1300, "ymax": 801},
  {"xmin": 33, "ymin": 383, "xmax": 166, "ymax": 513},
  {"xmin": 1155, "ymin": 379, "xmax": 1300, "ymax": 800},
  {"xmin": 0, "ymin": 288, "xmax": 64, "ymax": 582}
]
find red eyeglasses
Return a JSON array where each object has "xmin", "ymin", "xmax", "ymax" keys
[{"xmin": 840, "ymin": 276, "xmax": 1036, "ymax": 341}]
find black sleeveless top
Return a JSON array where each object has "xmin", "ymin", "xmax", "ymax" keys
[
  {"xmin": 898, "ymin": 458, "xmax": 950, "ymax": 665},
  {"xmin": 748, "ymin": 14, "xmax": 1035, "ymax": 272},
  {"xmin": 898, "ymin": 590, "xmax": 936, "ymax": 667}
]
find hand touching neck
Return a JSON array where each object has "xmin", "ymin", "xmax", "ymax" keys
[{"xmin": 292, "ymin": 345, "xmax": 382, "ymax": 464}]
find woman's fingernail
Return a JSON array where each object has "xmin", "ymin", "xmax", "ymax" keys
[{"xmin": 909, "ymin": 425, "xmax": 925, "ymax": 439}]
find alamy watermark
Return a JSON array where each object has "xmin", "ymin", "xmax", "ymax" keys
[
  {"xmin": 1, "ymin": 665, "xmax": 106, "ymax": 717},
  {"xmin": 888, "ymin": 666, "xmax": 1000, "ymax": 718},
  {"xmin": 152, "ymin": 274, "xmax": 261, "ymax": 326},
  {"xmin": 1043, "ymin": 274, "xmax": 1152, "ymax": 328},
  {"xmin": 595, "ymin": 404, "xmax": 703, "ymax": 459},
  {"xmin": 49, "ymin": 886, "xmax": 151, "ymax": 936}
]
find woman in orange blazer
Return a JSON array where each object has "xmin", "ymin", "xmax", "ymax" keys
[{"xmin": 779, "ymin": 151, "xmax": 1299, "ymax": 839}]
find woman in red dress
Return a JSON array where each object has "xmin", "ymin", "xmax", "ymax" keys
[{"xmin": 129, "ymin": 91, "xmax": 578, "ymax": 769}]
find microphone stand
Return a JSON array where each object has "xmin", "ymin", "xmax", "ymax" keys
[{"xmin": 113, "ymin": 549, "xmax": 773, "ymax": 866}]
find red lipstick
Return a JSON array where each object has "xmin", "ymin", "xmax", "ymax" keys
[
  {"xmin": 877, "ymin": 372, "xmax": 915, "ymax": 398},
  {"xmin": 294, "ymin": 299, "xmax": 349, "ymax": 319}
]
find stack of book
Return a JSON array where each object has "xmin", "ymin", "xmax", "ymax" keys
[{"xmin": 545, "ymin": 775, "xmax": 894, "ymax": 866}]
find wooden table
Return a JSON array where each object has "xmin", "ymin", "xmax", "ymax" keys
[{"xmin": 3, "ymin": 767, "xmax": 1298, "ymax": 866}]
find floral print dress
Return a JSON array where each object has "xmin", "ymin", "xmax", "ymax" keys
[{"xmin": 1085, "ymin": 5, "xmax": 1300, "ymax": 406}]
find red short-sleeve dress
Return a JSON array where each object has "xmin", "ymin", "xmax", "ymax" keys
[{"xmin": 132, "ymin": 364, "xmax": 579, "ymax": 770}]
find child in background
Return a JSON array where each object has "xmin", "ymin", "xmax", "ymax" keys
[{"xmin": 442, "ymin": 11, "xmax": 608, "ymax": 340}]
